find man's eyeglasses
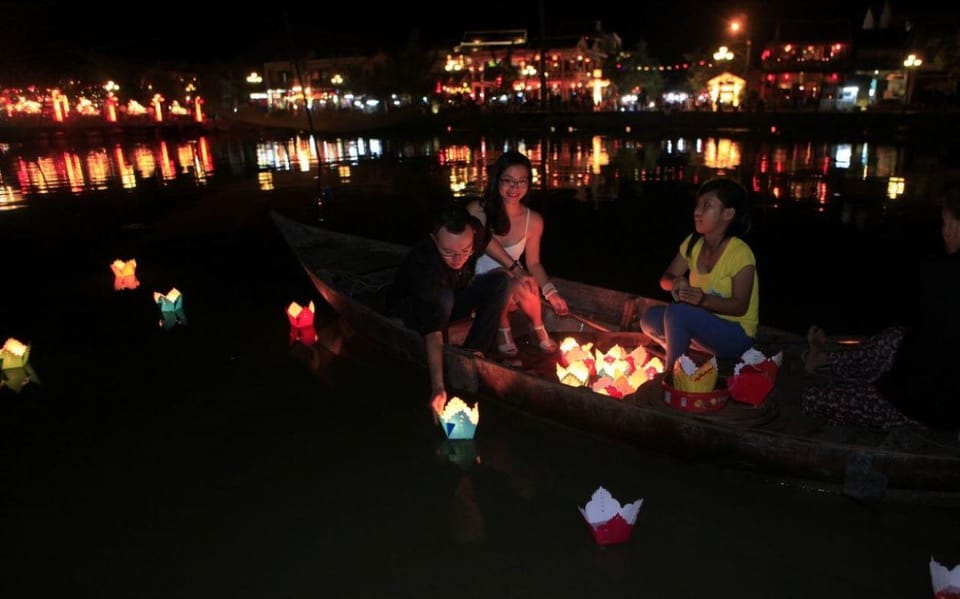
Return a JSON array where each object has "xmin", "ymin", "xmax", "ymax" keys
[
  {"xmin": 437, "ymin": 247, "xmax": 474, "ymax": 260},
  {"xmin": 499, "ymin": 177, "xmax": 530, "ymax": 189}
]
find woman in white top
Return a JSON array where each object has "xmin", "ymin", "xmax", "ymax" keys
[{"xmin": 467, "ymin": 150, "xmax": 569, "ymax": 356}]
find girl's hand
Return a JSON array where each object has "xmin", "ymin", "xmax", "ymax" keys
[
  {"xmin": 547, "ymin": 293, "xmax": 569, "ymax": 316},
  {"xmin": 670, "ymin": 277, "xmax": 689, "ymax": 302},
  {"xmin": 676, "ymin": 286, "xmax": 706, "ymax": 307}
]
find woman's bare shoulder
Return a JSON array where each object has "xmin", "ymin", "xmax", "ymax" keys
[{"xmin": 527, "ymin": 207, "xmax": 545, "ymax": 229}]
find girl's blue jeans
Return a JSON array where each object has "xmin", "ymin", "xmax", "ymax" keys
[{"xmin": 640, "ymin": 302, "xmax": 753, "ymax": 369}]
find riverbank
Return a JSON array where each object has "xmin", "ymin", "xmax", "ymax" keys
[
  {"xmin": 3, "ymin": 106, "xmax": 958, "ymax": 144},
  {"xmin": 214, "ymin": 105, "xmax": 960, "ymax": 143}
]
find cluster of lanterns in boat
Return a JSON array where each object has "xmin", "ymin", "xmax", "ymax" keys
[{"xmin": 555, "ymin": 337, "xmax": 664, "ymax": 398}]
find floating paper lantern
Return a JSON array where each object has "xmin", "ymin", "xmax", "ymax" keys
[
  {"xmin": 578, "ymin": 486, "xmax": 643, "ymax": 545},
  {"xmin": 153, "ymin": 288, "xmax": 187, "ymax": 329},
  {"xmin": 110, "ymin": 259, "xmax": 139, "ymax": 290},
  {"xmin": 0, "ymin": 337, "xmax": 30, "ymax": 370},
  {"xmin": 435, "ymin": 396, "xmax": 480, "ymax": 440},
  {"xmin": 287, "ymin": 301, "xmax": 315, "ymax": 328},
  {"xmin": 287, "ymin": 301, "xmax": 317, "ymax": 345},
  {"xmin": 931, "ymin": 557, "xmax": 960, "ymax": 599}
]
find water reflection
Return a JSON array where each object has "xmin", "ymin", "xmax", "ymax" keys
[{"xmin": 0, "ymin": 131, "xmax": 946, "ymax": 210}]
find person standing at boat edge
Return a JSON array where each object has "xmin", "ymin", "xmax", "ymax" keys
[
  {"xmin": 385, "ymin": 203, "xmax": 535, "ymax": 416},
  {"xmin": 640, "ymin": 177, "xmax": 759, "ymax": 372},
  {"xmin": 467, "ymin": 150, "xmax": 570, "ymax": 359}
]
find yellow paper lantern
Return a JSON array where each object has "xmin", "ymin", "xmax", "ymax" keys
[{"xmin": 0, "ymin": 337, "xmax": 30, "ymax": 370}]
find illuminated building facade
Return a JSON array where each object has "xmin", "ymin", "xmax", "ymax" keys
[{"xmin": 438, "ymin": 27, "xmax": 617, "ymax": 109}]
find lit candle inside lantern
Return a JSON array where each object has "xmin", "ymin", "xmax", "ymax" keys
[
  {"xmin": 0, "ymin": 337, "xmax": 30, "ymax": 370},
  {"xmin": 110, "ymin": 258, "xmax": 139, "ymax": 290}
]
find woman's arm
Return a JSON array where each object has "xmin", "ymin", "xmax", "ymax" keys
[
  {"xmin": 660, "ymin": 253, "xmax": 690, "ymax": 295},
  {"xmin": 523, "ymin": 211, "xmax": 567, "ymax": 314}
]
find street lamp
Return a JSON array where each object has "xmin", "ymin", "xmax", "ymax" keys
[
  {"xmin": 903, "ymin": 53, "xmax": 922, "ymax": 105},
  {"xmin": 729, "ymin": 18, "xmax": 751, "ymax": 77}
]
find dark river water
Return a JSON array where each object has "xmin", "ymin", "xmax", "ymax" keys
[{"xmin": 1, "ymin": 129, "xmax": 958, "ymax": 597}]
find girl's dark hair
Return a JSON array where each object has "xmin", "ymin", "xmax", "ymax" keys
[
  {"xmin": 482, "ymin": 150, "xmax": 532, "ymax": 236},
  {"xmin": 686, "ymin": 177, "xmax": 752, "ymax": 258}
]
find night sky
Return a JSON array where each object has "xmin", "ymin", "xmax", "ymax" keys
[{"xmin": 0, "ymin": 0, "xmax": 953, "ymax": 73}]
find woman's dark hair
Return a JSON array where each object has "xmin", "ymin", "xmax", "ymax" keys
[
  {"xmin": 482, "ymin": 150, "xmax": 533, "ymax": 236},
  {"xmin": 685, "ymin": 177, "xmax": 752, "ymax": 258}
]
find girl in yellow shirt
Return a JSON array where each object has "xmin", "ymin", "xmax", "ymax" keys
[{"xmin": 640, "ymin": 177, "xmax": 759, "ymax": 370}]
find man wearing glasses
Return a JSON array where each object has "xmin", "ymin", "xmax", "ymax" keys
[{"xmin": 387, "ymin": 203, "xmax": 533, "ymax": 414}]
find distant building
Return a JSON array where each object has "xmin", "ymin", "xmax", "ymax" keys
[
  {"xmin": 438, "ymin": 23, "xmax": 618, "ymax": 109},
  {"xmin": 759, "ymin": 1, "xmax": 960, "ymax": 110},
  {"xmin": 260, "ymin": 53, "xmax": 389, "ymax": 111}
]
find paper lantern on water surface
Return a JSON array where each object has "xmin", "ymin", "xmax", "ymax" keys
[
  {"xmin": 578, "ymin": 486, "xmax": 643, "ymax": 545},
  {"xmin": 931, "ymin": 557, "xmax": 960, "ymax": 599},
  {"xmin": 435, "ymin": 396, "xmax": 480, "ymax": 440},
  {"xmin": 153, "ymin": 288, "xmax": 187, "ymax": 329},
  {"xmin": 287, "ymin": 301, "xmax": 317, "ymax": 345},
  {"xmin": 110, "ymin": 259, "xmax": 139, "ymax": 290},
  {"xmin": 0, "ymin": 338, "xmax": 30, "ymax": 370},
  {"xmin": 286, "ymin": 301, "xmax": 315, "ymax": 328}
]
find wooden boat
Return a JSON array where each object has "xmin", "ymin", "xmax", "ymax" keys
[{"xmin": 271, "ymin": 210, "xmax": 960, "ymax": 498}]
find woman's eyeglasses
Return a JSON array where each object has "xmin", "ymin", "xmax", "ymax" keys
[{"xmin": 499, "ymin": 177, "xmax": 530, "ymax": 189}]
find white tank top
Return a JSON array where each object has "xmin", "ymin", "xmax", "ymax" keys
[{"xmin": 476, "ymin": 208, "xmax": 530, "ymax": 274}]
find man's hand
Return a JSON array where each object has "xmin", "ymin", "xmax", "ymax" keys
[{"xmin": 430, "ymin": 388, "xmax": 448, "ymax": 425}]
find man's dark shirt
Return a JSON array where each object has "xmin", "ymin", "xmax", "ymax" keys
[
  {"xmin": 881, "ymin": 251, "xmax": 960, "ymax": 427},
  {"xmin": 386, "ymin": 220, "xmax": 491, "ymax": 336}
]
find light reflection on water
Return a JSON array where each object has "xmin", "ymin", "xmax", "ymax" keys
[{"xmin": 0, "ymin": 132, "xmax": 936, "ymax": 206}]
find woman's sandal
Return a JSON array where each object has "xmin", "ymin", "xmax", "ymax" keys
[
  {"xmin": 497, "ymin": 327, "xmax": 519, "ymax": 357},
  {"xmin": 530, "ymin": 324, "xmax": 558, "ymax": 353}
]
